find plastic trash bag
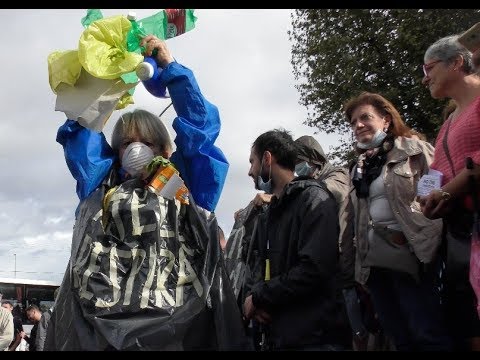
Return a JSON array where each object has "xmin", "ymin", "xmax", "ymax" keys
[
  {"xmin": 44, "ymin": 172, "xmax": 252, "ymax": 350},
  {"xmin": 78, "ymin": 15, "xmax": 143, "ymax": 80},
  {"xmin": 47, "ymin": 50, "xmax": 83, "ymax": 93},
  {"xmin": 224, "ymin": 201, "xmax": 264, "ymax": 301}
]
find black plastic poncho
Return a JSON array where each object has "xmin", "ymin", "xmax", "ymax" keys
[{"xmin": 45, "ymin": 173, "xmax": 251, "ymax": 350}]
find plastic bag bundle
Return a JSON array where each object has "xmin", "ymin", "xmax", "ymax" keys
[{"xmin": 48, "ymin": 10, "xmax": 197, "ymax": 132}]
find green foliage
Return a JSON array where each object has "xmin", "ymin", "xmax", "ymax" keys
[
  {"xmin": 289, "ymin": 9, "xmax": 480, "ymax": 163},
  {"xmin": 327, "ymin": 134, "xmax": 357, "ymax": 167}
]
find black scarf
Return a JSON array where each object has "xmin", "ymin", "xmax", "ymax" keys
[{"xmin": 353, "ymin": 135, "xmax": 394, "ymax": 198}]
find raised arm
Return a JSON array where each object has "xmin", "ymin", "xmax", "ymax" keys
[
  {"xmin": 141, "ymin": 35, "xmax": 229, "ymax": 212},
  {"xmin": 56, "ymin": 120, "xmax": 116, "ymax": 201}
]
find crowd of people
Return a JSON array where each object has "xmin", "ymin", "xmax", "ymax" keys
[
  {"xmin": 2, "ymin": 25, "xmax": 479, "ymax": 351},
  {"xmin": 228, "ymin": 31, "xmax": 480, "ymax": 351},
  {"xmin": 0, "ymin": 294, "xmax": 52, "ymax": 352}
]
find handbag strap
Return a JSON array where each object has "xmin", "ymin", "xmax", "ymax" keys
[{"xmin": 442, "ymin": 117, "xmax": 456, "ymax": 177}]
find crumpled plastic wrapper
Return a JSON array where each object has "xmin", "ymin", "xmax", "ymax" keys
[{"xmin": 55, "ymin": 69, "xmax": 137, "ymax": 132}]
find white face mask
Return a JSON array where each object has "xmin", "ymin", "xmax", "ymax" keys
[
  {"xmin": 256, "ymin": 160, "xmax": 272, "ymax": 194},
  {"xmin": 257, "ymin": 176, "xmax": 272, "ymax": 194},
  {"xmin": 357, "ymin": 129, "xmax": 387, "ymax": 150},
  {"xmin": 121, "ymin": 142, "xmax": 154, "ymax": 177}
]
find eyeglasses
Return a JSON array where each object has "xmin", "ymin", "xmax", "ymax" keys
[{"xmin": 422, "ymin": 59, "xmax": 442, "ymax": 76}]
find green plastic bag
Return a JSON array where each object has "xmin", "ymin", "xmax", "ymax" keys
[{"xmin": 81, "ymin": 9, "xmax": 103, "ymax": 28}]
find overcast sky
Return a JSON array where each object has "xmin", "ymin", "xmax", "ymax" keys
[{"xmin": 0, "ymin": 9, "xmax": 341, "ymax": 283}]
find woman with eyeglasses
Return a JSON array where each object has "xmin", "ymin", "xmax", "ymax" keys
[
  {"xmin": 419, "ymin": 34, "xmax": 480, "ymax": 351},
  {"xmin": 345, "ymin": 92, "xmax": 452, "ymax": 351}
]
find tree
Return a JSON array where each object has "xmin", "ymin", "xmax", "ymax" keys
[{"xmin": 289, "ymin": 9, "xmax": 480, "ymax": 164}]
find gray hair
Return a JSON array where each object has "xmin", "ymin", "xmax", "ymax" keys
[
  {"xmin": 111, "ymin": 109, "xmax": 173, "ymax": 154},
  {"xmin": 424, "ymin": 35, "xmax": 476, "ymax": 74}
]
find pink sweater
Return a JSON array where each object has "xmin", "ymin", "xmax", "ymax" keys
[{"xmin": 431, "ymin": 95, "xmax": 480, "ymax": 184}]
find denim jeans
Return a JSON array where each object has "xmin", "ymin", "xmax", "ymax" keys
[
  {"xmin": 342, "ymin": 287, "xmax": 367, "ymax": 338},
  {"xmin": 366, "ymin": 267, "xmax": 453, "ymax": 351}
]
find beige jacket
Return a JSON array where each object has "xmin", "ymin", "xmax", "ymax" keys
[
  {"xmin": 351, "ymin": 136, "xmax": 443, "ymax": 284},
  {"xmin": 0, "ymin": 307, "xmax": 13, "ymax": 351}
]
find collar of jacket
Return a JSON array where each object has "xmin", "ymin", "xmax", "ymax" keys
[
  {"xmin": 272, "ymin": 178, "xmax": 319, "ymax": 208},
  {"xmin": 387, "ymin": 136, "xmax": 424, "ymax": 164}
]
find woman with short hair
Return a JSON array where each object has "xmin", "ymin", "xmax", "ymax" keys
[{"xmin": 419, "ymin": 34, "xmax": 480, "ymax": 351}]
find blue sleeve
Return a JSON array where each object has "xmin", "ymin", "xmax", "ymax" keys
[
  {"xmin": 56, "ymin": 119, "xmax": 116, "ymax": 201},
  {"xmin": 159, "ymin": 62, "xmax": 229, "ymax": 212}
]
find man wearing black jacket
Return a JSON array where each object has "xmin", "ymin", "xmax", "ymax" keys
[
  {"xmin": 242, "ymin": 129, "xmax": 350, "ymax": 350},
  {"xmin": 295, "ymin": 135, "xmax": 367, "ymax": 349}
]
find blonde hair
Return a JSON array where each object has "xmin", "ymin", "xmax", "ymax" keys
[{"xmin": 111, "ymin": 109, "xmax": 173, "ymax": 154}]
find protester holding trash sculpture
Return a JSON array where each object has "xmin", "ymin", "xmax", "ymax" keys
[{"xmin": 44, "ymin": 11, "xmax": 250, "ymax": 351}]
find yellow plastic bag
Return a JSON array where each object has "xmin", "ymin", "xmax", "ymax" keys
[
  {"xmin": 116, "ymin": 92, "xmax": 135, "ymax": 110},
  {"xmin": 47, "ymin": 50, "xmax": 82, "ymax": 93},
  {"xmin": 78, "ymin": 15, "xmax": 143, "ymax": 80}
]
